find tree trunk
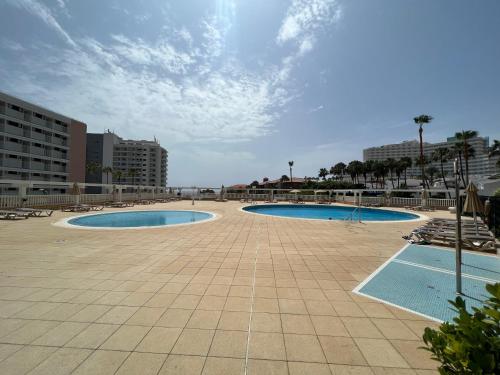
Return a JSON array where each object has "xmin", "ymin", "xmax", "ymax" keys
[
  {"xmin": 458, "ymin": 154, "xmax": 465, "ymax": 188},
  {"xmin": 404, "ymin": 169, "xmax": 407, "ymax": 187},
  {"xmin": 440, "ymin": 159, "xmax": 452, "ymax": 199},
  {"xmin": 464, "ymin": 141, "xmax": 469, "ymax": 186},
  {"xmin": 419, "ymin": 126, "xmax": 426, "ymax": 188}
]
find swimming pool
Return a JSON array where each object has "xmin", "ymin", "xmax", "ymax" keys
[
  {"xmin": 242, "ymin": 204, "xmax": 420, "ymax": 222},
  {"xmin": 62, "ymin": 210, "xmax": 215, "ymax": 229}
]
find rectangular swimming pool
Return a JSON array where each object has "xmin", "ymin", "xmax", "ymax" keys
[{"xmin": 353, "ymin": 244, "xmax": 499, "ymax": 322}]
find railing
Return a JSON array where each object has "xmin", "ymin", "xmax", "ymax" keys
[
  {"xmin": 390, "ymin": 197, "xmax": 421, "ymax": 206},
  {"xmin": 428, "ymin": 198, "xmax": 456, "ymax": 208}
]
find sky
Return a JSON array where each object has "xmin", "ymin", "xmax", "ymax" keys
[{"xmin": 1, "ymin": 0, "xmax": 499, "ymax": 186}]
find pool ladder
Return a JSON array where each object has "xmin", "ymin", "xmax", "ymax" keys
[{"xmin": 344, "ymin": 207, "xmax": 361, "ymax": 222}]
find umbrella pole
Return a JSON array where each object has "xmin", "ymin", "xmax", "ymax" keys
[{"xmin": 454, "ymin": 159, "xmax": 462, "ymax": 295}]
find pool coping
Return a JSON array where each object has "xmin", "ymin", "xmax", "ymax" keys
[
  {"xmin": 53, "ymin": 209, "xmax": 219, "ymax": 230},
  {"xmin": 352, "ymin": 243, "xmax": 499, "ymax": 323},
  {"xmin": 239, "ymin": 203, "xmax": 427, "ymax": 223}
]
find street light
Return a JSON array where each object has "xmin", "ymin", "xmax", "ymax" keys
[{"xmin": 454, "ymin": 158, "xmax": 462, "ymax": 295}]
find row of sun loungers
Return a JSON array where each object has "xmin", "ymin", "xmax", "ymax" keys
[
  {"xmin": 403, "ymin": 217, "xmax": 497, "ymax": 252},
  {"xmin": 61, "ymin": 204, "xmax": 104, "ymax": 212},
  {"xmin": 0, "ymin": 207, "xmax": 54, "ymax": 220}
]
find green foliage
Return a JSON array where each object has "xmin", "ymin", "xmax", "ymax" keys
[
  {"xmin": 422, "ymin": 283, "xmax": 500, "ymax": 374},
  {"xmin": 493, "ymin": 188, "xmax": 500, "ymax": 197}
]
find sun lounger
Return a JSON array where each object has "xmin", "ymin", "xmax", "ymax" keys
[
  {"xmin": 106, "ymin": 201, "xmax": 134, "ymax": 208},
  {"xmin": 15, "ymin": 208, "xmax": 54, "ymax": 217},
  {"xmin": 61, "ymin": 205, "xmax": 91, "ymax": 212},
  {"xmin": 0, "ymin": 210, "xmax": 29, "ymax": 219}
]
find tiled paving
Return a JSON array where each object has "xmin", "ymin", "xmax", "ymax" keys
[{"xmin": 0, "ymin": 201, "xmax": 445, "ymax": 374}]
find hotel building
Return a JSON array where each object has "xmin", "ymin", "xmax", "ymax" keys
[
  {"xmin": 0, "ymin": 92, "xmax": 86, "ymax": 194},
  {"xmin": 86, "ymin": 131, "xmax": 168, "ymax": 188}
]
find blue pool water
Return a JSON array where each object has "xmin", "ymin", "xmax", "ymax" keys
[
  {"xmin": 68, "ymin": 210, "xmax": 213, "ymax": 228},
  {"xmin": 356, "ymin": 245, "xmax": 500, "ymax": 321},
  {"xmin": 242, "ymin": 204, "xmax": 419, "ymax": 221}
]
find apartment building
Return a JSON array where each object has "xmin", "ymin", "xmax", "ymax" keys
[
  {"xmin": 86, "ymin": 131, "xmax": 168, "ymax": 188},
  {"xmin": 0, "ymin": 91, "xmax": 86, "ymax": 194},
  {"xmin": 363, "ymin": 136, "xmax": 499, "ymax": 177}
]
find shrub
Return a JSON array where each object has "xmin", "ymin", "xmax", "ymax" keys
[{"xmin": 422, "ymin": 283, "xmax": 500, "ymax": 374}]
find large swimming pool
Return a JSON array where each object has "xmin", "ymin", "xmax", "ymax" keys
[
  {"xmin": 66, "ymin": 210, "xmax": 214, "ymax": 229},
  {"xmin": 242, "ymin": 204, "xmax": 420, "ymax": 222}
]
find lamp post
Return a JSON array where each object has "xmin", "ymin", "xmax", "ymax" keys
[{"xmin": 454, "ymin": 159, "xmax": 462, "ymax": 295}]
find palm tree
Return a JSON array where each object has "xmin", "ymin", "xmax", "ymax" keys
[
  {"xmin": 413, "ymin": 114, "xmax": 433, "ymax": 188},
  {"xmin": 455, "ymin": 130, "xmax": 478, "ymax": 185},
  {"xmin": 128, "ymin": 168, "xmax": 139, "ymax": 186},
  {"xmin": 426, "ymin": 166, "xmax": 438, "ymax": 186},
  {"xmin": 399, "ymin": 157, "xmax": 412, "ymax": 187},
  {"xmin": 414, "ymin": 155, "xmax": 430, "ymax": 188},
  {"xmin": 385, "ymin": 158, "xmax": 397, "ymax": 189},
  {"xmin": 85, "ymin": 161, "xmax": 101, "ymax": 177},
  {"xmin": 112, "ymin": 170, "xmax": 123, "ymax": 184},
  {"xmin": 318, "ymin": 168, "xmax": 329, "ymax": 181},
  {"xmin": 431, "ymin": 147, "xmax": 451, "ymax": 198},
  {"xmin": 363, "ymin": 160, "xmax": 375, "ymax": 187},
  {"xmin": 288, "ymin": 161, "xmax": 294, "ymax": 185},
  {"xmin": 395, "ymin": 160, "xmax": 405, "ymax": 188},
  {"xmin": 451, "ymin": 142, "xmax": 475, "ymax": 187},
  {"xmin": 347, "ymin": 161, "xmax": 363, "ymax": 184},
  {"xmin": 102, "ymin": 166, "xmax": 113, "ymax": 184},
  {"xmin": 373, "ymin": 160, "xmax": 388, "ymax": 188},
  {"xmin": 331, "ymin": 162, "xmax": 346, "ymax": 180},
  {"xmin": 280, "ymin": 175, "xmax": 289, "ymax": 182}
]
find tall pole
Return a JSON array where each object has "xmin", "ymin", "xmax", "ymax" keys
[
  {"xmin": 454, "ymin": 159, "xmax": 462, "ymax": 295},
  {"xmin": 419, "ymin": 125, "xmax": 426, "ymax": 189}
]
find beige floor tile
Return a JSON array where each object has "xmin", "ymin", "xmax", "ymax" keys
[
  {"xmin": 224, "ymin": 296, "xmax": 252, "ymax": 311},
  {"xmin": 14, "ymin": 302, "xmax": 61, "ymax": 319},
  {"xmin": 136, "ymin": 327, "xmax": 182, "ymax": 353},
  {"xmin": 357, "ymin": 303, "xmax": 395, "ymax": 318},
  {"xmin": 72, "ymin": 350, "xmax": 129, "ymax": 375},
  {"xmin": 284, "ymin": 334, "xmax": 326, "ymax": 362},
  {"xmin": 40, "ymin": 303, "xmax": 86, "ymax": 321},
  {"xmin": 278, "ymin": 299, "xmax": 308, "ymax": 314},
  {"xmin": 354, "ymin": 338, "xmax": 409, "ymax": 368},
  {"xmin": 197, "ymin": 295, "xmax": 227, "ymax": 310},
  {"xmin": 126, "ymin": 306, "xmax": 165, "ymax": 326},
  {"xmin": 94, "ymin": 291, "xmax": 130, "ymax": 305},
  {"xmin": 305, "ymin": 300, "xmax": 337, "ymax": 315},
  {"xmin": 65, "ymin": 323, "xmax": 119, "ymax": 349},
  {"xmin": 217, "ymin": 311, "xmax": 250, "ymax": 331},
  {"xmin": 100, "ymin": 324, "xmax": 150, "ymax": 351},
  {"xmin": 157, "ymin": 308, "xmax": 193, "ymax": 328},
  {"xmin": 247, "ymin": 359, "xmax": 288, "ymax": 375},
  {"xmin": 202, "ymin": 357, "xmax": 244, "ymax": 375},
  {"xmin": 115, "ymin": 352, "xmax": 167, "ymax": 375},
  {"xmin": 333, "ymin": 302, "xmax": 366, "ymax": 317},
  {"xmin": 171, "ymin": 328, "xmax": 215, "ymax": 356},
  {"xmin": 371, "ymin": 368, "xmax": 417, "ymax": 375},
  {"xmin": 209, "ymin": 330, "xmax": 248, "ymax": 358},
  {"xmin": 311, "ymin": 315, "xmax": 349, "ymax": 337},
  {"xmin": 248, "ymin": 332, "xmax": 286, "ymax": 360},
  {"xmin": 0, "ymin": 344, "xmax": 22, "ymax": 362},
  {"xmin": 28, "ymin": 348, "xmax": 92, "ymax": 375},
  {"xmin": 187, "ymin": 310, "xmax": 221, "ymax": 329},
  {"xmin": 329, "ymin": 364, "xmax": 375, "ymax": 374},
  {"xmin": 319, "ymin": 336, "xmax": 367, "ymax": 366},
  {"xmin": 205, "ymin": 284, "xmax": 230, "ymax": 296},
  {"xmin": 251, "ymin": 312, "xmax": 282, "ymax": 332},
  {"xmin": 341, "ymin": 317, "xmax": 384, "ymax": 338},
  {"xmin": 371, "ymin": 319, "xmax": 419, "ymax": 340},
  {"xmin": 253, "ymin": 297, "xmax": 279, "ymax": 313},
  {"xmin": 159, "ymin": 354, "xmax": 205, "ymax": 375},
  {"xmin": 228, "ymin": 285, "xmax": 252, "ymax": 297},
  {"xmin": 96, "ymin": 306, "xmax": 139, "ymax": 324},
  {"xmin": 390, "ymin": 340, "xmax": 437, "ymax": 369},
  {"xmin": 0, "ymin": 318, "xmax": 29, "ymax": 338},
  {"xmin": 144, "ymin": 293, "xmax": 177, "ymax": 308},
  {"xmin": 0, "ymin": 345, "xmax": 57, "ymax": 375},
  {"xmin": 1, "ymin": 320, "xmax": 60, "ymax": 344},
  {"xmin": 68, "ymin": 305, "xmax": 111, "ymax": 322},
  {"xmin": 32, "ymin": 322, "xmax": 89, "ymax": 346},
  {"xmin": 281, "ymin": 314, "xmax": 315, "ymax": 334},
  {"xmin": 276, "ymin": 287, "xmax": 302, "ymax": 299},
  {"xmin": 289, "ymin": 361, "xmax": 332, "ymax": 375},
  {"xmin": 171, "ymin": 294, "xmax": 201, "ymax": 309}
]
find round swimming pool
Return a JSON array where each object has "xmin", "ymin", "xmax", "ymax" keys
[
  {"xmin": 64, "ymin": 210, "xmax": 215, "ymax": 229},
  {"xmin": 242, "ymin": 204, "xmax": 420, "ymax": 222}
]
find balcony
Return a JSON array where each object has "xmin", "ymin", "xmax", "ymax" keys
[
  {"xmin": 52, "ymin": 150, "xmax": 67, "ymax": 160},
  {"xmin": 2, "ymin": 157, "xmax": 24, "ymax": 169},
  {"xmin": 5, "ymin": 107, "xmax": 25, "ymax": 120},
  {"xmin": 2, "ymin": 141, "xmax": 27, "ymax": 153},
  {"xmin": 31, "ymin": 161, "xmax": 49, "ymax": 171},
  {"xmin": 53, "ymin": 124, "xmax": 68, "ymax": 133},
  {"xmin": 3, "ymin": 123, "xmax": 24, "ymax": 136},
  {"xmin": 31, "ymin": 115, "xmax": 47, "ymax": 127},
  {"xmin": 31, "ymin": 146, "xmax": 47, "ymax": 157},
  {"xmin": 52, "ymin": 164, "xmax": 66, "ymax": 173},
  {"xmin": 31, "ymin": 131, "xmax": 46, "ymax": 142},
  {"xmin": 52, "ymin": 136, "xmax": 67, "ymax": 146}
]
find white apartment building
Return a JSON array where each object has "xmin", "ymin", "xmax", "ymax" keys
[
  {"xmin": 363, "ymin": 136, "xmax": 499, "ymax": 178},
  {"xmin": 86, "ymin": 131, "xmax": 168, "ymax": 188}
]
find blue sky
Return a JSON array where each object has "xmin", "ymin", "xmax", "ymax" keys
[{"xmin": 1, "ymin": 0, "xmax": 499, "ymax": 186}]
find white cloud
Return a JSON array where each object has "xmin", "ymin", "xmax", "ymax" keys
[
  {"xmin": 277, "ymin": 0, "xmax": 341, "ymax": 45},
  {"xmin": 6, "ymin": 0, "xmax": 76, "ymax": 46},
  {"xmin": 1, "ymin": 38, "xmax": 25, "ymax": 51}
]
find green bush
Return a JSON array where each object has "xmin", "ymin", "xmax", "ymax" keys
[
  {"xmin": 422, "ymin": 283, "xmax": 500, "ymax": 374},
  {"xmin": 493, "ymin": 188, "xmax": 500, "ymax": 197}
]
